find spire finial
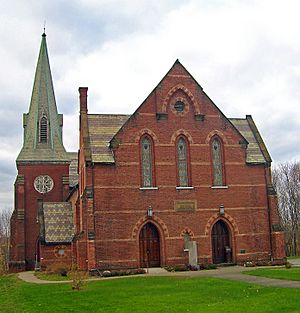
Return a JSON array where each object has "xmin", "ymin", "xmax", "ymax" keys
[{"xmin": 42, "ymin": 20, "xmax": 46, "ymax": 37}]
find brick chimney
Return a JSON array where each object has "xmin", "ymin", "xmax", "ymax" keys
[{"xmin": 79, "ymin": 87, "xmax": 88, "ymax": 113}]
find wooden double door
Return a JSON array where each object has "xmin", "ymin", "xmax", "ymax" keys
[
  {"xmin": 212, "ymin": 220, "xmax": 231, "ymax": 264},
  {"xmin": 139, "ymin": 223, "xmax": 160, "ymax": 267}
]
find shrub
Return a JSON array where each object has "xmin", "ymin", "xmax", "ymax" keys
[
  {"xmin": 130, "ymin": 268, "xmax": 146, "ymax": 275},
  {"xmin": 98, "ymin": 268, "xmax": 146, "ymax": 277},
  {"xmin": 0, "ymin": 254, "xmax": 8, "ymax": 276},
  {"xmin": 164, "ymin": 265, "xmax": 189, "ymax": 272},
  {"xmin": 285, "ymin": 262, "xmax": 292, "ymax": 269},
  {"xmin": 69, "ymin": 269, "xmax": 88, "ymax": 291},
  {"xmin": 205, "ymin": 264, "xmax": 217, "ymax": 270},
  {"xmin": 199, "ymin": 263, "xmax": 217, "ymax": 270},
  {"xmin": 46, "ymin": 262, "xmax": 70, "ymax": 276}
]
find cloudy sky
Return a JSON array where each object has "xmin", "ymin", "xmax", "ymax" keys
[{"xmin": 1, "ymin": 0, "xmax": 299, "ymax": 210}]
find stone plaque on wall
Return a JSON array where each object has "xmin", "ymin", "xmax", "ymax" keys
[{"xmin": 175, "ymin": 200, "xmax": 196, "ymax": 212}]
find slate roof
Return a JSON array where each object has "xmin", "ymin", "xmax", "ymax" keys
[
  {"xmin": 43, "ymin": 202, "xmax": 74, "ymax": 244},
  {"xmin": 87, "ymin": 114, "xmax": 268, "ymax": 165},
  {"xmin": 17, "ymin": 33, "xmax": 70, "ymax": 163},
  {"xmin": 87, "ymin": 114, "xmax": 130, "ymax": 163},
  {"xmin": 68, "ymin": 152, "xmax": 78, "ymax": 187},
  {"xmin": 230, "ymin": 116, "xmax": 270, "ymax": 164}
]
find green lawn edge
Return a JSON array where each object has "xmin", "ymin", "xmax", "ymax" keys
[{"xmin": 243, "ymin": 267, "xmax": 300, "ymax": 281}]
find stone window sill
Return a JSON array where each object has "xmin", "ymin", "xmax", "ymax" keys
[
  {"xmin": 176, "ymin": 186, "xmax": 194, "ymax": 190},
  {"xmin": 211, "ymin": 186, "xmax": 229, "ymax": 189},
  {"xmin": 139, "ymin": 187, "xmax": 159, "ymax": 190}
]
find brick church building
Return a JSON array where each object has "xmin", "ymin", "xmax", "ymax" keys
[{"xmin": 10, "ymin": 33, "xmax": 285, "ymax": 271}]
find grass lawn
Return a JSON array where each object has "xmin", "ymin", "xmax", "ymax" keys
[
  {"xmin": 245, "ymin": 267, "xmax": 300, "ymax": 281},
  {"xmin": 287, "ymin": 255, "xmax": 300, "ymax": 260},
  {"xmin": 1, "ymin": 275, "xmax": 300, "ymax": 313}
]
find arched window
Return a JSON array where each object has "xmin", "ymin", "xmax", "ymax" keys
[
  {"xmin": 212, "ymin": 137, "xmax": 224, "ymax": 186},
  {"xmin": 177, "ymin": 137, "xmax": 189, "ymax": 187},
  {"xmin": 40, "ymin": 116, "xmax": 48, "ymax": 143},
  {"xmin": 141, "ymin": 136, "xmax": 153, "ymax": 187}
]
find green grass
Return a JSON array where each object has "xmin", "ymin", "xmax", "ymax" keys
[
  {"xmin": 287, "ymin": 255, "xmax": 300, "ymax": 260},
  {"xmin": 245, "ymin": 267, "xmax": 300, "ymax": 281},
  {"xmin": 34, "ymin": 271, "xmax": 71, "ymax": 281},
  {"xmin": 1, "ymin": 274, "xmax": 300, "ymax": 313}
]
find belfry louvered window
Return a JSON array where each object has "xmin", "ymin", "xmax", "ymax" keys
[
  {"xmin": 40, "ymin": 116, "xmax": 48, "ymax": 143},
  {"xmin": 177, "ymin": 137, "xmax": 189, "ymax": 187},
  {"xmin": 212, "ymin": 137, "xmax": 224, "ymax": 186},
  {"xmin": 141, "ymin": 137, "xmax": 153, "ymax": 187}
]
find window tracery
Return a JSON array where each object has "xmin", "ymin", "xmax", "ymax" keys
[
  {"xmin": 141, "ymin": 136, "xmax": 153, "ymax": 187},
  {"xmin": 177, "ymin": 137, "xmax": 188, "ymax": 187},
  {"xmin": 212, "ymin": 137, "xmax": 224, "ymax": 186}
]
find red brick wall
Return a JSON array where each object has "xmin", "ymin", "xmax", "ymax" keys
[
  {"xmin": 40, "ymin": 244, "xmax": 72, "ymax": 269},
  {"xmin": 77, "ymin": 62, "xmax": 285, "ymax": 269},
  {"xmin": 13, "ymin": 163, "xmax": 69, "ymax": 270}
]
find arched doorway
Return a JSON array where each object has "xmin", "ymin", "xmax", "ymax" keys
[
  {"xmin": 139, "ymin": 223, "xmax": 160, "ymax": 267},
  {"xmin": 212, "ymin": 220, "xmax": 231, "ymax": 264}
]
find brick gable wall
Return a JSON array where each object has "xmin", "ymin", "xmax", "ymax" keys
[{"xmin": 76, "ymin": 62, "xmax": 285, "ymax": 270}]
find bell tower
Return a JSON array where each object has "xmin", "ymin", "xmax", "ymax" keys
[{"xmin": 9, "ymin": 33, "xmax": 71, "ymax": 271}]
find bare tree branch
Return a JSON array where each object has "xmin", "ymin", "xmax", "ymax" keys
[
  {"xmin": 0, "ymin": 208, "xmax": 12, "ymax": 273},
  {"xmin": 272, "ymin": 161, "xmax": 300, "ymax": 256}
]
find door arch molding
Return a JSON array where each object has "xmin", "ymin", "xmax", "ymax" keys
[
  {"xmin": 204, "ymin": 213, "xmax": 239, "ymax": 236},
  {"xmin": 132, "ymin": 215, "xmax": 169, "ymax": 239}
]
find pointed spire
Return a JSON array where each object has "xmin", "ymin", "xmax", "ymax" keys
[
  {"xmin": 17, "ymin": 33, "xmax": 69, "ymax": 162},
  {"xmin": 43, "ymin": 20, "xmax": 46, "ymax": 36}
]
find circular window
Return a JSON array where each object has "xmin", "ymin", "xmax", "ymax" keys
[
  {"xmin": 34, "ymin": 175, "xmax": 54, "ymax": 194},
  {"xmin": 54, "ymin": 245, "xmax": 67, "ymax": 258},
  {"xmin": 174, "ymin": 101, "xmax": 185, "ymax": 112},
  {"xmin": 58, "ymin": 248, "xmax": 65, "ymax": 256}
]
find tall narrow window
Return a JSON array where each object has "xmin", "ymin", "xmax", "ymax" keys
[
  {"xmin": 177, "ymin": 137, "xmax": 188, "ymax": 187},
  {"xmin": 141, "ymin": 137, "xmax": 153, "ymax": 187},
  {"xmin": 40, "ymin": 116, "xmax": 48, "ymax": 143},
  {"xmin": 212, "ymin": 137, "xmax": 224, "ymax": 186}
]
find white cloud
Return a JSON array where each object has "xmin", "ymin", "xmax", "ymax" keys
[{"xmin": 1, "ymin": 0, "xmax": 300, "ymax": 209}]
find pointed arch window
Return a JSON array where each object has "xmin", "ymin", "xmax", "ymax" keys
[
  {"xmin": 177, "ymin": 137, "xmax": 189, "ymax": 187},
  {"xmin": 40, "ymin": 115, "xmax": 48, "ymax": 143},
  {"xmin": 141, "ymin": 136, "xmax": 154, "ymax": 187},
  {"xmin": 212, "ymin": 137, "xmax": 225, "ymax": 186}
]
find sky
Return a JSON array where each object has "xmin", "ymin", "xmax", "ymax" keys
[{"xmin": 0, "ymin": 0, "xmax": 299, "ymax": 210}]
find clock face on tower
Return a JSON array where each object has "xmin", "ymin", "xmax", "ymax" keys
[{"xmin": 34, "ymin": 175, "xmax": 54, "ymax": 194}]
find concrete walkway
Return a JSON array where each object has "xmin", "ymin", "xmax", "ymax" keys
[
  {"xmin": 18, "ymin": 265, "xmax": 300, "ymax": 288},
  {"xmin": 289, "ymin": 258, "xmax": 300, "ymax": 267}
]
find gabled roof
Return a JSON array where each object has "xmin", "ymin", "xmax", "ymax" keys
[
  {"xmin": 230, "ymin": 116, "xmax": 270, "ymax": 164},
  {"xmin": 87, "ymin": 114, "xmax": 130, "ymax": 163},
  {"xmin": 17, "ymin": 33, "xmax": 69, "ymax": 163},
  {"xmin": 42, "ymin": 202, "xmax": 74, "ymax": 244},
  {"xmin": 85, "ymin": 61, "xmax": 269, "ymax": 165},
  {"xmin": 86, "ymin": 114, "xmax": 268, "ymax": 165}
]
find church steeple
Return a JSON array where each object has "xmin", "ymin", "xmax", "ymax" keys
[{"xmin": 17, "ymin": 33, "xmax": 69, "ymax": 162}]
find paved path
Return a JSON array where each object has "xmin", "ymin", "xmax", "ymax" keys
[
  {"xmin": 289, "ymin": 259, "xmax": 300, "ymax": 267},
  {"xmin": 18, "ymin": 265, "xmax": 300, "ymax": 288}
]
